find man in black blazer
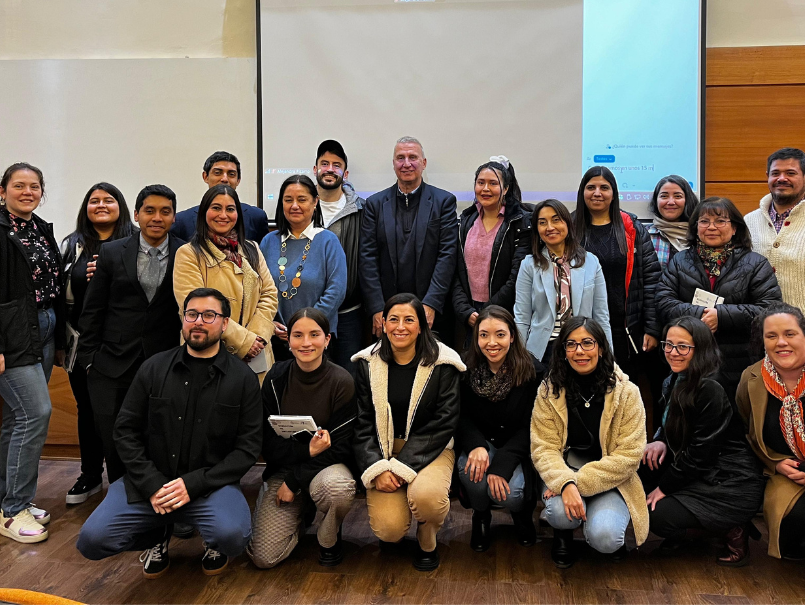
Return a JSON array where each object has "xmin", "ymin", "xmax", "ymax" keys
[
  {"xmin": 171, "ymin": 151, "xmax": 269, "ymax": 243},
  {"xmin": 359, "ymin": 136, "xmax": 459, "ymax": 336},
  {"xmin": 78, "ymin": 184, "xmax": 184, "ymax": 484}
]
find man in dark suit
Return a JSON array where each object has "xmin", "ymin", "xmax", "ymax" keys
[
  {"xmin": 171, "ymin": 151, "xmax": 269, "ymax": 243},
  {"xmin": 78, "ymin": 184, "xmax": 184, "ymax": 484},
  {"xmin": 359, "ymin": 136, "xmax": 459, "ymax": 336}
]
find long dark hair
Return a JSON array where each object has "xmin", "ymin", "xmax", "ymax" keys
[
  {"xmin": 546, "ymin": 316, "xmax": 617, "ymax": 402},
  {"xmin": 687, "ymin": 196, "xmax": 752, "ymax": 250},
  {"xmin": 191, "ymin": 184, "xmax": 260, "ymax": 269},
  {"xmin": 649, "ymin": 175, "xmax": 699, "ymax": 223},
  {"xmin": 474, "ymin": 160, "xmax": 522, "ymax": 207},
  {"xmin": 463, "ymin": 305, "xmax": 536, "ymax": 387},
  {"xmin": 530, "ymin": 199, "xmax": 586, "ymax": 270},
  {"xmin": 274, "ymin": 174, "xmax": 324, "ymax": 237},
  {"xmin": 63, "ymin": 182, "xmax": 134, "ymax": 257},
  {"xmin": 376, "ymin": 293, "xmax": 439, "ymax": 366},
  {"xmin": 750, "ymin": 301, "xmax": 805, "ymax": 359},
  {"xmin": 574, "ymin": 166, "xmax": 628, "ymax": 256},
  {"xmin": 662, "ymin": 317, "xmax": 722, "ymax": 453}
]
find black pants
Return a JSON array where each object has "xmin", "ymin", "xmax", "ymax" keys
[
  {"xmin": 780, "ymin": 494, "xmax": 805, "ymax": 557},
  {"xmin": 86, "ymin": 363, "xmax": 142, "ymax": 484},
  {"xmin": 67, "ymin": 365, "xmax": 104, "ymax": 481},
  {"xmin": 649, "ymin": 495, "xmax": 702, "ymax": 539}
]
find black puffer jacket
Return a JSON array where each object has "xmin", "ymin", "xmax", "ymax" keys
[
  {"xmin": 623, "ymin": 213, "xmax": 662, "ymax": 343},
  {"xmin": 352, "ymin": 342, "xmax": 464, "ymax": 488},
  {"xmin": 656, "ymin": 247, "xmax": 782, "ymax": 399},
  {"xmin": 452, "ymin": 201, "xmax": 533, "ymax": 324}
]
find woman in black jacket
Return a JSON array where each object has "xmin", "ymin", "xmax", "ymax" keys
[
  {"xmin": 641, "ymin": 316, "xmax": 765, "ymax": 566},
  {"xmin": 457, "ymin": 305, "xmax": 543, "ymax": 552},
  {"xmin": 353, "ymin": 293, "xmax": 464, "ymax": 571},
  {"xmin": 656, "ymin": 197, "xmax": 782, "ymax": 401},
  {"xmin": 250, "ymin": 307, "xmax": 356, "ymax": 569},
  {"xmin": 574, "ymin": 166, "xmax": 661, "ymax": 377},
  {"xmin": 0, "ymin": 162, "xmax": 65, "ymax": 543},
  {"xmin": 452, "ymin": 157, "xmax": 531, "ymax": 341},
  {"xmin": 61, "ymin": 182, "xmax": 135, "ymax": 505}
]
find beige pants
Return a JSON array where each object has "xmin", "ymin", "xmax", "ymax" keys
[
  {"xmin": 365, "ymin": 439, "xmax": 454, "ymax": 552},
  {"xmin": 248, "ymin": 463, "xmax": 355, "ymax": 568}
]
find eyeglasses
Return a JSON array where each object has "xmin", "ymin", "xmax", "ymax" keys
[
  {"xmin": 183, "ymin": 310, "xmax": 224, "ymax": 324},
  {"xmin": 697, "ymin": 218, "xmax": 731, "ymax": 228},
  {"xmin": 660, "ymin": 341, "xmax": 695, "ymax": 356},
  {"xmin": 563, "ymin": 338, "xmax": 597, "ymax": 352}
]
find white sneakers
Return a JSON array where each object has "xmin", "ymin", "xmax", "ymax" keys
[{"xmin": 0, "ymin": 508, "xmax": 49, "ymax": 543}]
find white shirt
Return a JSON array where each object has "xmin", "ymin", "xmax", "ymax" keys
[
  {"xmin": 319, "ymin": 193, "xmax": 346, "ymax": 228},
  {"xmin": 281, "ymin": 221, "xmax": 325, "ymax": 242}
]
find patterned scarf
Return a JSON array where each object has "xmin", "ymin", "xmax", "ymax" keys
[
  {"xmin": 210, "ymin": 230, "xmax": 242, "ymax": 268},
  {"xmin": 696, "ymin": 239, "xmax": 734, "ymax": 279},
  {"xmin": 550, "ymin": 252, "xmax": 572, "ymax": 325},
  {"xmin": 652, "ymin": 216, "xmax": 689, "ymax": 252},
  {"xmin": 469, "ymin": 359, "xmax": 514, "ymax": 402},
  {"xmin": 761, "ymin": 355, "xmax": 805, "ymax": 460}
]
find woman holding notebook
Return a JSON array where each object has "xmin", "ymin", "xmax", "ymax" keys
[
  {"xmin": 656, "ymin": 197, "xmax": 781, "ymax": 401},
  {"xmin": 249, "ymin": 307, "xmax": 356, "ymax": 569}
]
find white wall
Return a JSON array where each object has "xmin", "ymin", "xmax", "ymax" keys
[{"xmin": 707, "ymin": 0, "xmax": 805, "ymax": 47}]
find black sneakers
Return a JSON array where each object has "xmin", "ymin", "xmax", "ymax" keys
[
  {"xmin": 202, "ymin": 544, "xmax": 229, "ymax": 576},
  {"xmin": 66, "ymin": 475, "xmax": 102, "ymax": 505},
  {"xmin": 140, "ymin": 538, "xmax": 171, "ymax": 579}
]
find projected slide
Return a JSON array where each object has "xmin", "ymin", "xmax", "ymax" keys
[{"xmin": 259, "ymin": 0, "xmax": 702, "ymax": 215}]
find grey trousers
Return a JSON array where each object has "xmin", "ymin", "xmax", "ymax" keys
[{"xmin": 248, "ymin": 463, "xmax": 355, "ymax": 568}]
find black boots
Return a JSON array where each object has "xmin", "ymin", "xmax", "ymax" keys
[
  {"xmin": 471, "ymin": 510, "xmax": 492, "ymax": 552},
  {"xmin": 511, "ymin": 509, "xmax": 537, "ymax": 547},
  {"xmin": 551, "ymin": 529, "xmax": 576, "ymax": 569}
]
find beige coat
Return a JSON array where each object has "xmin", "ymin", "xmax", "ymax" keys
[
  {"xmin": 530, "ymin": 367, "xmax": 649, "ymax": 545},
  {"xmin": 173, "ymin": 242, "xmax": 278, "ymax": 375},
  {"xmin": 736, "ymin": 361, "xmax": 805, "ymax": 558}
]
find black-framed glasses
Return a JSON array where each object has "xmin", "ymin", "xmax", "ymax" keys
[
  {"xmin": 660, "ymin": 341, "xmax": 695, "ymax": 356},
  {"xmin": 563, "ymin": 338, "xmax": 597, "ymax": 352},
  {"xmin": 183, "ymin": 310, "xmax": 224, "ymax": 324}
]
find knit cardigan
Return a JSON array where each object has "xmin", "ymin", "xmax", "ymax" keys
[
  {"xmin": 530, "ymin": 366, "xmax": 649, "ymax": 545},
  {"xmin": 745, "ymin": 194, "xmax": 805, "ymax": 311}
]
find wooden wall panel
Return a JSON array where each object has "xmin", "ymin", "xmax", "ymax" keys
[
  {"xmin": 707, "ymin": 46, "xmax": 805, "ymax": 86},
  {"xmin": 703, "ymin": 182, "xmax": 769, "ymax": 215}
]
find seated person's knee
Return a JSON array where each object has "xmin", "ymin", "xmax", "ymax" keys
[{"xmin": 585, "ymin": 519, "xmax": 625, "ymax": 553}]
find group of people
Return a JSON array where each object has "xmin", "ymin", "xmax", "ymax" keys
[{"xmin": 0, "ymin": 138, "xmax": 803, "ymax": 578}]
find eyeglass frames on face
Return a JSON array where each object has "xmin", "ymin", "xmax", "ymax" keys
[
  {"xmin": 660, "ymin": 341, "xmax": 695, "ymax": 355},
  {"xmin": 183, "ymin": 310, "xmax": 224, "ymax": 324},
  {"xmin": 697, "ymin": 218, "xmax": 731, "ymax": 228},
  {"xmin": 563, "ymin": 338, "xmax": 597, "ymax": 352}
]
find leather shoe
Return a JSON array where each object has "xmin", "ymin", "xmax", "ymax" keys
[
  {"xmin": 551, "ymin": 529, "xmax": 576, "ymax": 569},
  {"xmin": 610, "ymin": 544, "xmax": 628, "ymax": 561},
  {"xmin": 413, "ymin": 545, "xmax": 440, "ymax": 571},
  {"xmin": 471, "ymin": 510, "xmax": 492, "ymax": 552},
  {"xmin": 717, "ymin": 525, "xmax": 750, "ymax": 567},
  {"xmin": 511, "ymin": 509, "xmax": 537, "ymax": 547},
  {"xmin": 318, "ymin": 535, "xmax": 344, "ymax": 567}
]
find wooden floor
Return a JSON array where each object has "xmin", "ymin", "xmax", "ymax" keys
[{"xmin": 1, "ymin": 460, "xmax": 803, "ymax": 605}]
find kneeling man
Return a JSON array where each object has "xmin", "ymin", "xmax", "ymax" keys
[{"xmin": 77, "ymin": 287, "xmax": 262, "ymax": 578}]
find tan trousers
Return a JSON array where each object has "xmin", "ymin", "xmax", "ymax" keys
[
  {"xmin": 248, "ymin": 463, "xmax": 355, "ymax": 568},
  {"xmin": 365, "ymin": 439, "xmax": 454, "ymax": 552}
]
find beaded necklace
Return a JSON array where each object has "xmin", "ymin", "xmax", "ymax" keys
[{"xmin": 277, "ymin": 236, "xmax": 311, "ymax": 299}]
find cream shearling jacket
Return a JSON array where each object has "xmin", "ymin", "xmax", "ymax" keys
[
  {"xmin": 530, "ymin": 367, "xmax": 649, "ymax": 545},
  {"xmin": 745, "ymin": 194, "xmax": 805, "ymax": 311}
]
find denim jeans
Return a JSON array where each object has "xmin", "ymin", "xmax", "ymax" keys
[
  {"xmin": 327, "ymin": 307, "xmax": 363, "ymax": 378},
  {"xmin": 77, "ymin": 479, "xmax": 252, "ymax": 560},
  {"xmin": 0, "ymin": 308, "xmax": 56, "ymax": 516},
  {"xmin": 541, "ymin": 481, "xmax": 630, "ymax": 553},
  {"xmin": 458, "ymin": 443, "xmax": 527, "ymax": 513}
]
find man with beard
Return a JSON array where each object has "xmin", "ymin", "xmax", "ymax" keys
[
  {"xmin": 313, "ymin": 139, "xmax": 365, "ymax": 375},
  {"xmin": 77, "ymin": 288, "xmax": 262, "ymax": 579},
  {"xmin": 746, "ymin": 147, "xmax": 805, "ymax": 310}
]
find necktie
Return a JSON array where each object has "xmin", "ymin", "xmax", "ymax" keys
[{"xmin": 142, "ymin": 247, "xmax": 161, "ymax": 303}]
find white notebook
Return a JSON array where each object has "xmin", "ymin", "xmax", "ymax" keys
[
  {"xmin": 268, "ymin": 415, "xmax": 318, "ymax": 439},
  {"xmin": 692, "ymin": 288, "xmax": 724, "ymax": 307}
]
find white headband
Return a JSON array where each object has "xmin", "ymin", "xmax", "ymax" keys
[{"xmin": 489, "ymin": 155, "xmax": 510, "ymax": 169}]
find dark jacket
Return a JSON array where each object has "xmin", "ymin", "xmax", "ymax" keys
[
  {"xmin": 0, "ymin": 210, "xmax": 66, "ymax": 369},
  {"xmin": 656, "ymin": 246, "xmax": 782, "ymax": 398},
  {"xmin": 326, "ymin": 182, "xmax": 365, "ymax": 312},
  {"xmin": 171, "ymin": 202, "xmax": 269, "ymax": 244},
  {"xmin": 113, "ymin": 345, "xmax": 262, "ymax": 503},
  {"xmin": 352, "ymin": 342, "xmax": 465, "ymax": 488},
  {"xmin": 360, "ymin": 182, "xmax": 459, "ymax": 315},
  {"xmin": 622, "ymin": 212, "xmax": 662, "ymax": 343},
  {"xmin": 452, "ymin": 200, "xmax": 533, "ymax": 324},
  {"xmin": 261, "ymin": 359, "xmax": 357, "ymax": 492},
  {"xmin": 456, "ymin": 356, "xmax": 544, "ymax": 498},
  {"xmin": 654, "ymin": 375, "xmax": 761, "ymax": 495},
  {"xmin": 77, "ymin": 233, "xmax": 184, "ymax": 381}
]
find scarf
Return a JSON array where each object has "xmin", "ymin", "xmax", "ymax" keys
[
  {"xmin": 652, "ymin": 216, "xmax": 689, "ymax": 252},
  {"xmin": 696, "ymin": 240, "xmax": 734, "ymax": 279},
  {"xmin": 761, "ymin": 355, "xmax": 805, "ymax": 460},
  {"xmin": 210, "ymin": 230, "xmax": 242, "ymax": 268},
  {"xmin": 469, "ymin": 359, "xmax": 514, "ymax": 402},
  {"xmin": 550, "ymin": 251, "xmax": 572, "ymax": 325}
]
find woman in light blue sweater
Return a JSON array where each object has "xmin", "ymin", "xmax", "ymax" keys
[
  {"xmin": 260, "ymin": 175, "xmax": 347, "ymax": 361},
  {"xmin": 514, "ymin": 199, "xmax": 612, "ymax": 363}
]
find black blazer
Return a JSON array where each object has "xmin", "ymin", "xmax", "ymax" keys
[
  {"xmin": 359, "ymin": 182, "xmax": 459, "ymax": 315},
  {"xmin": 171, "ymin": 203, "xmax": 269, "ymax": 244},
  {"xmin": 77, "ymin": 233, "xmax": 184, "ymax": 380}
]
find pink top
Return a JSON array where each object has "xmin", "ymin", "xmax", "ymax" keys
[{"xmin": 465, "ymin": 205, "xmax": 504, "ymax": 303}]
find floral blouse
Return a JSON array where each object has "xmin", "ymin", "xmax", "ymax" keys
[{"xmin": 3, "ymin": 207, "xmax": 61, "ymax": 304}]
